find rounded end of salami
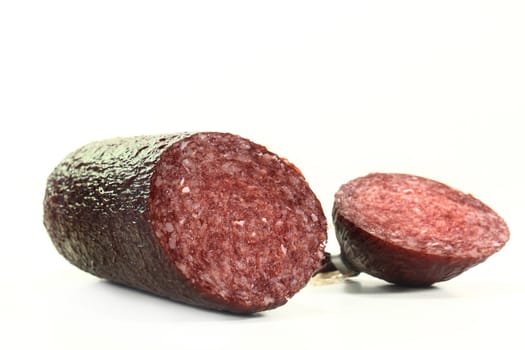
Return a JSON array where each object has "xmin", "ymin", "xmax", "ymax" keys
[
  {"xmin": 150, "ymin": 132, "xmax": 327, "ymax": 313},
  {"xmin": 333, "ymin": 173, "xmax": 510, "ymax": 286}
]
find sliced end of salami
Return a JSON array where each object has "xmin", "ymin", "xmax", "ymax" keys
[
  {"xmin": 150, "ymin": 132, "xmax": 327, "ymax": 312},
  {"xmin": 333, "ymin": 173, "xmax": 510, "ymax": 286}
]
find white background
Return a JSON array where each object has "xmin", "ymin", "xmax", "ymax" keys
[{"xmin": 1, "ymin": 1, "xmax": 524, "ymax": 349}]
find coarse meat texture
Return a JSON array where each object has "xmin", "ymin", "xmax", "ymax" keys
[
  {"xmin": 333, "ymin": 173, "xmax": 510, "ymax": 286},
  {"xmin": 150, "ymin": 132, "xmax": 327, "ymax": 312},
  {"xmin": 44, "ymin": 132, "xmax": 327, "ymax": 313}
]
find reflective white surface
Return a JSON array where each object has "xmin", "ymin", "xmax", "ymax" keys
[{"xmin": 1, "ymin": 1, "xmax": 524, "ymax": 349}]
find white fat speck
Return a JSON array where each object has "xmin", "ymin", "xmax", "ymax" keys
[
  {"xmin": 182, "ymin": 159, "xmax": 192, "ymax": 170},
  {"xmin": 406, "ymin": 237, "xmax": 417, "ymax": 248},
  {"xmin": 179, "ymin": 141, "xmax": 190, "ymax": 150},
  {"xmin": 165, "ymin": 222, "xmax": 174, "ymax": 232},
  {"xmin": 201, "ymin": 273, "xmax": 213, "ymax": 285},
  {"xmin": 412, "ymin": 207, "xmax": 422, "ymax": 214},
  {"xmin": 261, "ymin": 217, "xmax": 268, "ymax": 223},
  {"xmin": 221, "ymin": 161, "xmax": 239, "ymax": 175},
  {"xmin": 280, "ymin": 244, "xmax": 287, "ymax": 255},
  {"xmin": 176, "ymin": 262, "xmax": 189, "ymax": 276},
  {"xmin": 251, "ymin": 231, "xmax": 257, "ymax": 237},
  {"xmin": 235, "ymin": 153, "xmax": 252, "ymax": 163},
  {"xmin": 179, "ymin": 178, "xmax": 185, "ymax": 186},
  {"xmin": 233, "ymin": 220, "xmax": 245, "ymax": 226},
  {"xmin": 168, "ymin": 235, "xmax": 177, "ymax": 249},
  {"xmin": 295, "ymin": 208, "xmax": 305, "ymax": 216},
  {"xmin": 262, "ymin": 153, "xmax": 278, "ymax": 162},
  {"xmin": 235, "ymin": 260, "xmax": 246, "ymax": 270},
  {"xmin": 182, "ymin": 186, "xmax": 190, "ymax": 193},
  {"xmin": 310, "ymin": 213, "xmax": 318, "ymax": 222},
  {"xmin": 263, "ymin": 296, "xmax": 275, "ymax": 305}
]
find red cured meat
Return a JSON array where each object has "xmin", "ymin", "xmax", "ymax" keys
[
  {"xmin": 44, "ymin": 132, "xmax": 326, "ymax": 313},
  {"xmin": 333, "ymin": 173, "xmax": 509, "ymax": 286}
]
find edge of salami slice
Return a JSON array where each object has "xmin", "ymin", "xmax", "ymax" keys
[{"xmin": 333, "ymin": 173, "xmax": 510, "ymax": 286}]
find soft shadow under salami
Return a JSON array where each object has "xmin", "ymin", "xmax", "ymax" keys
[
  {"xmin": 343, "ymin": 279, "xmax": 438, "ymax": 295},
  {"xmin": 99, "ymin": 280, "xmax": 264, "ymax": 319}
]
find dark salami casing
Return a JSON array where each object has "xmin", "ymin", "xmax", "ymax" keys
[
  {"xmin": 44, "ymin": 132, "xmax": 327, "ymax": 313},
  {"xmin": 333, "ymin": 173, "xmax": 510, "ymax": 286}
]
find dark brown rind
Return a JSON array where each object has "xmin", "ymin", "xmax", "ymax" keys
[
  {"xmin": 43, "ymin": 133, "xmax": 208, "ymax": 306},
  {"xmin": 333, "ymin": 173, "xmax": 510, "ymax": 286},
  {"xmin": 44, "ymin": 132, "xmax": 326, "ymax": 313}
]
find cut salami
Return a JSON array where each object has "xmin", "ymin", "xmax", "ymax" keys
[
  {"xmin": 333, "ymin": 173, "xmax": 510, "ymax": 286},
  {"xmin": 43, "ymin": 132, "xmax": 327, "ymax": 313}
]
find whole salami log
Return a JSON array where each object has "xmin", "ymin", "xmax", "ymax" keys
[
  {"xmin": 44, "ymin": 132, "xmax": 327, "ymax": 313},
  {"xmin": 333, "ymin": 173, "xmax": 509, "ymax": 286}
]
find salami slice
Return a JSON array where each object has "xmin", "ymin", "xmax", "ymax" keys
[
  {"xmin": 333, "ymin": 173, "xmax": 510, "ymax": 286},
  {"xmin": 44, "ymin": 132, "xmax": 327, "ymax": 313}
]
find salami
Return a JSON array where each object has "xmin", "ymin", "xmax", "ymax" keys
[
  {"xmin": 44, "ymin": 132, "xmax": 327, "ymax": 313},
  {"xmin": 333, "ymin": 173, "xmax": 510, "ymax": 286}
]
